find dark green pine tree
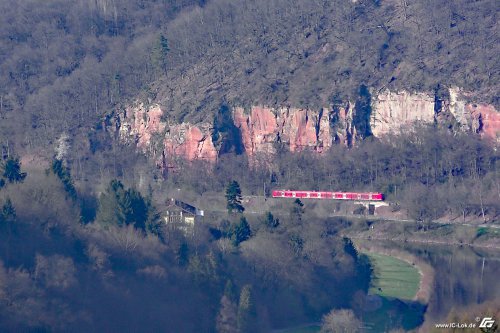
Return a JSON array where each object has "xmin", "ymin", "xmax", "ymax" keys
[
  {"xmin": 2, "ymin": 157, "xmax": 27, "ymax": 184},
  {"xmin": 263, "ymin": 211, "xmax": 279, "ymax": 229},
  {"xmin": 291, "ymin": 198, "xmax": 304, "ymax": 222},
  {"xmin": 225, "ymin": 180, "xmax": 244, "ymax": 213},
  {"xmin": 231, "ymin": 217, "xmax": 251, "ymax": 246},
  {"xmin": 145, "ymin": 196, "xmax": 163, "ymax": 237},
  {"xmin": 51, "ymin": 159, "xmax": 77, "ymax": 200},
  {"xmin": 94, "ymin": 180, "xmax": 148, "ymax": 231},
  {"xmin": 151, "ymin": 34, "xmax": 170, "ymax": 75},
  {"xmin": 1, "ymin": 198, "xmax": 16, "ymax": 223},
  {"xmin": 121, "ymin": 188, "xmax": 148, "ymax": 230},
  {"xmin": 95, "ymin": 180, "xmax": 128, "ymax": 228}
]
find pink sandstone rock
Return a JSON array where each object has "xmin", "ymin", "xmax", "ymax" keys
[
  {"xmin": 234, "ymin": 106, "xmax": 331, "ymax": 156},
  {"xmin": 467, "ymin": 103, "xmax": 500, "ymax": 142},
  {"xmin": 233, "ymin": 106, "xmax": 279, "ymax": 156},
  {"xmin": 316, "ymin": 108, "xmax": 332, "ymax": 152},
  {"xmin": 122, "ymin": 104, "xmax": 165, "ymax": 150},
  {"xmin": 163, "ymin": 123, "xmax": 217, "ymax": 162},
  {"xmin": 118, "ymin": 91, "xmax": 498, "ymax": 168},
  {"xmin": 277, "ymin": 107, "xmax": 322, "ymax": 152},
  {"xmin": 119, "ymin": 103, "xmax": 217, "ymax": 167},
  {"xmin": 333, "ymin": 102, "xmax": 356, "ymax": 146}
]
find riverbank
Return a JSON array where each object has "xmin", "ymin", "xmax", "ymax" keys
[
  {"xmin": 356, "ymin": 241, "xmax": 434, "ymax": 303},
  {"xmin": 342, "ymin": 218, "xmax": 500, "ymax": 250}
]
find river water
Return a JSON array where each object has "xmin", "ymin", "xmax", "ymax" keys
[{"xmin": 363, "ymin": 240, "xmax": 500, "ymax": 330}]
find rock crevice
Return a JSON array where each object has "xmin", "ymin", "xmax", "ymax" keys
[{"xmin": 117, "ymin": 88, "xmax": 499, "ymax": 169}]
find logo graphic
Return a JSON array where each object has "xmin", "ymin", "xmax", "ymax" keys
[{"xmin": 479, "ymin": 317, "xmax": 495, "ymax": 328}]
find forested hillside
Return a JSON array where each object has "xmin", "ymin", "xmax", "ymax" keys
[
  {"xmin": 154, "ymin": 0, "xmax": 499, "ymax": 123},
  {"xmin": 0, "ymin": 0, "xmax": 498, "ymax": 153},
  {"xmin": 0, "ymin": 1, "xmax": 499, "ymax": 331},
  {"xmin": 0, "ymin": 163, "xmax": 372, "ymax": 331},
  {"xmin": 0, "ymin": 0, "xmax": 204, "ymax": 149}
]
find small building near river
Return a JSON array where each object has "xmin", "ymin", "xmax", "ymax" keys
[{"xmin": 163, "ymin": 198, "xmax": 204, "ymax": 234}]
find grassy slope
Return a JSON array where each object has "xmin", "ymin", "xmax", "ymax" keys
[{"xmin": 366, "ymin": 252, "xmax": 420, "ymax": 301}]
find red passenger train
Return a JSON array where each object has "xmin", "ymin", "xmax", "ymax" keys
[{"xmin": 272, "ymin": 190, "xmax": 383, "ymax": 201}]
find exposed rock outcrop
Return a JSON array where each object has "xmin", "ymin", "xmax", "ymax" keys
[
  {"xmin": 233, "ymin": 106, "xmax": 333, "ymax": 156},
  {"xmin": 441, "ymin": 88, "xmax": 499, "ymax": 141},
  {"xmin": 369, "ymin": 88, "xmax": 499, "ymax": 141},
  {"xmin": 278, "ymin": 107, "xmax": 319, "ymax": 152},
  {"xmin": 332, "ymin": 102, "xmax": 356, "ymax": 146},
  {"xmin": 370, "ymin": 90, "xmax": 435, "ymax": 137},
  {"xmin": 163, "ymin": 123, "xmax": 217, "ymax": 162},
  {"xmin": 118, "ymin": 103, "xmax": 217, "ymax": 168},
  {"xmin": 119, "ymin": 103, "xmax": 165, "ymax": 151},
  {"xmin": 233, "ymin": 106, "xmax": 278, "ymax": 156},
  {"xmin": 448, "ymin": 87, "xmax": 469, "ymax": 130},
  {"xmin": 117, "ymin": 88, "xmax": 499, "ymax": 169},
  {"xmin": 467, "ymin": 103, "xmax": 500, "ymax": 140}
]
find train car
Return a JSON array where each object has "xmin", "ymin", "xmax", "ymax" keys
[{"xmin": 271, "ymin": 190, "xmax": 383, "ymax": 201}]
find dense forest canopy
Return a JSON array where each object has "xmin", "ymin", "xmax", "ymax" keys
[
  {"xmin": 0, "ymin": 1, "xmax": 499, "ymax": 331},
  {"xmin": 156, "ymin": 0, "xmax": 499, "ymax": 123},
  {"xmin": 0, "ymin": 0, "xmax": 498, "ymax": 153},
  {"xmin": 0, "ymin": 161, "xmax": 372, "ymax": 331},
  {"xmin": 0, "ymin": 0, "xmax": 205, "ymax": 150}
]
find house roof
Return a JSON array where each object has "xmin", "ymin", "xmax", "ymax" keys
[{"xmin": 165, "ymin": 198, "xmax": 201, "ymax": 216}]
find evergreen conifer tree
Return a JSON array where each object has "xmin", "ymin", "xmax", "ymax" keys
[
  {"xmin": 151, "ymin": 34, "xmax": 169, "ymax": 75},
  {"xmin": 1, "ymin": 198, "xmax": 16, "ymax": 223},
  {"xmin": 225, "ymin": 180, "xmax": 244, "ymax": 213},
  {"xmin": 263, "ymin": 211, "xmax": 279, "ymax": 229},
  {"xmin": 95, "ymin": 180, "xmax": 151, "ymax": 231},
  {"xmin": 230, "ymin": 217, "xmax": 251, "ymax": 246},
  {"xmin": 291, "ymin": 198, "xmax": 304, "ymax": 222},
  {"xmin": 1, "ymin": 157, "xmax": 26, "ymax": 184},
  {"xmin": 51, "ymin": 159, "xmax": 77, "ymax": 200}
]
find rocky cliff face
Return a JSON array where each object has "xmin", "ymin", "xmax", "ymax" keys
[
  {"xmin": 117, "ymin": 89, "xmax": 499, "ymax": 168},
  {"xmin": 119, "ymin": 104, "xmax": 165, "ymax": 151},
  {"xmin": 369, "ymin": 88, "xmax": 499, "ymax": 141},
  {"xmin": 118, "ymin": 103, "xmax": 217, "ymax": 168},
  {"xmin": 233, "ymin": 106, "xmax": 333, "ymax": 156},
  {"xmin": 467, "ymin": 103, "xmax": 500, "ymax": 139},
  {"xmin": 370, "ymin": 90, "xmax": 435, "ymax": 137},
  {"xmin": 163, "ymin": 123, "xmax": 217, "ymax": 162}
]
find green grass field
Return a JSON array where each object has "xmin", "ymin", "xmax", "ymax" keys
[
  {"xmin": 280, "ymin": 252, "xmax": 422, "ymax": 333},
  {"xmin": 366, "ymin": 252, "xmax": 420, "ymax": 300}
]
